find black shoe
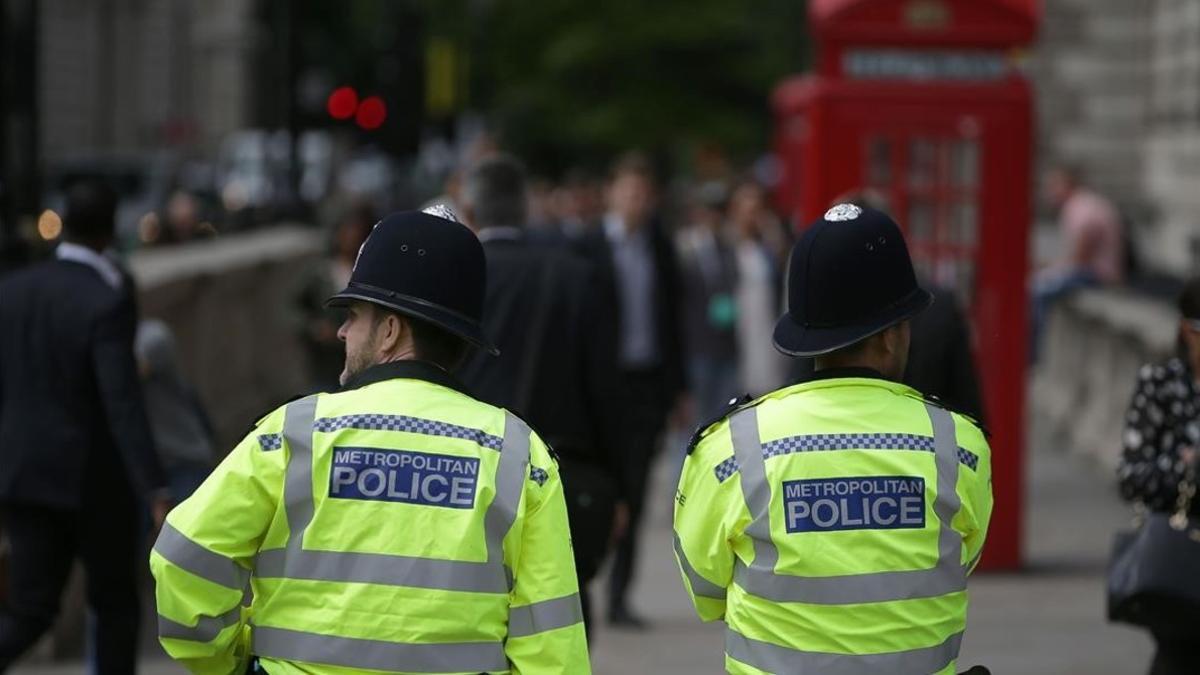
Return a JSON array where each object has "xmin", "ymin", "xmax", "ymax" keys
[{"xmin": 608, "ymin": 605, "xmax": 649, "ymax": 629}]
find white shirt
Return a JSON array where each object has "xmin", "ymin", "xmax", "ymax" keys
[
  {"xmin": 604, "ymin": 213, "xmax": 659, "ymax": 368},
  {"xmin": 56, "ymin": 241, "xmax": 124, "ymax": 290}
]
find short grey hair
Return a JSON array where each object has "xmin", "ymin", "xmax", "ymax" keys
[{"xmin": 463, "ymin": 154, "xmax": 528, "ymax": 229}]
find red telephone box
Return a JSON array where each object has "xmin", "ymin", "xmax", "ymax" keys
[{"xmin": 773, "ymin": 0, "xmax": 1038, "ymax": 569}]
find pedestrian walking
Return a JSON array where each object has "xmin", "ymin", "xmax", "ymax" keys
[
  {"xmin": 728, "ymin": 180, "xmax": 790, "ymax": 397},
  {"xmin": 677, "ymin": 181, "xmax": 740, "ymax": 421},
  {"xmin": 674, "ymin": 204, "xmax": 993, "ymax": 674},
  {"xmin": 151, "ymin": 209, "xmax": 589, "ymax": 674},
  {"xmin": 135, "ymin": 319, "xmax": 217, "ymax": 503},
  {"xmin": 576, "ymin": 152, "xmax": 688, "ymax": 628},
  {"xmin": 457, "ymin": 155, "xmax": 627, "ymax": 637},
  {"xmin": 0, "ymin": 179, "xmax": 169, "ymax": 674},
  {"xmin": 1115, "ymin": 275, "xmax": 1200, "ymax": 675}
]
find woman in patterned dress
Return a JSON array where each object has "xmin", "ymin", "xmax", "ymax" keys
[{"xmin": 1118, "ymin": 276, "xmax": 1200, "ymax": 675}]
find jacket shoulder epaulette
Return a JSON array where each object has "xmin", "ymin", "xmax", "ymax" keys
[
  {"xmin": 914, "ymin": 392, "xmax": 991, "ymax": 440},
  {"xmin": 686, "ymin": 393, "xmax": 756, "ymax": 455},
  {"xmin": 246, "ymin": 392, "xmax": 312, "ymax": 436}
]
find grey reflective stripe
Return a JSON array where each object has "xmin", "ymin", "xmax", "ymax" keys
[
  {"xmin": 729, "ymin": 404, "xmax": 967, "ymax": 605},
  {"xmin": 252, "ymin": 624, "xmax": 508, "ymax": 673},
  {"xmin": 926, "ymin": 402, "xmax": 967, "ymax": 594},
  {"xmin": 255, "ymin": 403, "xmax": 527, "ymax": 594},
  {"xmin": 485, "ymin": 412, "xmax": 531, "ymax": 568},
  {"xmin": 730, "ymin": 409, "xmax": 779, "ymax": 577},
  {"xmin": 282, "ymin": 395, "xmax": 320, "ymax": 557},
  {"xmin": 725, "ymin": 627, "xmax": 963, "ymax": 675},
  {"xmin": 673, "ymin": 533, "xmax": 727, "ymax": 600},
  {"xmin": 154, "ymin": 522, "xmax": 249, "ymax": 591},
  {"xmin": 157, "ymin": 606, "xmax": 241, "ymax": 643},
  {"xmin": 255, "ymin": 548, "xmax": 509, "ymax": 594},
  {"xmin": 508, "ymin": 593, "xmax": 584, "ymax": 638}
]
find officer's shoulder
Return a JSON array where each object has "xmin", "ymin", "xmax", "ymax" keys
[
  {"xmin": 245, "ymin": 392, "xmax": 314, "ymax": 436},
  {"xmin": 686, "ymin": 393, "xmax": 758, "ymax": 456},
  {"xmin": 504, "ymin": 409, "xmax": 560, "ymax": 466},
  {"xmin": 907, "ymin": 391, "xmax": 991, "ymax": 440}
]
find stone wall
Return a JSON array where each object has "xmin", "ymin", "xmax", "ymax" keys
[
  {"xmin": 1029, "ymin": 0, "xmax": 1150, "ymax": 217},
  {"xmin": 129, "ymin": 225, "xmax": 323, "ymax": 450},
  {"xmin": 1031, "ymin": 0, "xmax": 1200, "ymax": 275},
  {"xmin": 1033, "ymin": 288, "xmax": 1177, "ymax": 471}
]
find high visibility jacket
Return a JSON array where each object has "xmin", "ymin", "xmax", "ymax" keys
[
  {"xmin": 151, "ymin": 361, "xmax": 590, "ymax": 675},
  {"xmin": 674, "ymin": 374, "xmax": 992, "ymax": 675}
]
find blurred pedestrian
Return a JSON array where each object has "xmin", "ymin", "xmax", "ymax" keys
[
  {"xmin": 0, "ymin": 179, "xmax": 168, "ymax": 674},
  {"xmin": 135, "ymin": 320, "xmax": 216, "ymax": 503},
  {"xmin": 729, "ymin": 180, "xmax": 790, "ymax": 396},
  {"xmin": 674, "ymin": 204, "xmax": 992, "ymax": 674},
  {"xmin": 676, "ymin": 181, "xmax": 740, "ymax": 419},
  {"xmin": 554, "ymin": 168, "xmax": 605, "ymax": 241},
  {"xmin": 577, "ymin": 152, "xmax": 687, "ymax": 627},
  {"xmin": 1031, "ymin": 165, "xmax": 1124, "ymax": 361},
  {"xmin": 457, "ymin": 155, "xmax": 626, "ymax": 636},
  {"xmin": 292, "ymin": 204, "xmax": 375, "ymax": 391},
  {"xmin": 151, "ymin": 209, "xmax": 588, "ymax": 674},
  {"xmin": 1117, "ymin": 275, "xmax": 1200, "ymax": 675}
]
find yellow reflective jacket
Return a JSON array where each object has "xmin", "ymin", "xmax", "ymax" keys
[
  {"xmin": 674, "ymin": 374, "xmax": 993, "ymax": 675},
  {"xmin": 151, "ymin": 361, "xmax": 590, "ymax": 675}
]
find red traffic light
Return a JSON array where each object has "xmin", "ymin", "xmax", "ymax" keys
[
  {"xmin": 327, "ymin": 86, "xmax": 358, "ymax": 120},
  {"xmin": 355, "ymin": 96, "xmax": 387, "ymax": 130}
]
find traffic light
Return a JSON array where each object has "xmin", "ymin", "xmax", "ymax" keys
[
  {"xmin": 327, "ymin": 86, "xmax": 359, "ymax": 120},
  {"xmin": 355, "ymin": 96, "xmax": 387, "ymax": 130},
  {"xmin": 326, "ymin": 87, "xmax": 386, "ymax": 131}
]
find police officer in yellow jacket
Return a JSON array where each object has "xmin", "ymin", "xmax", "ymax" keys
[
  {"xmin": 151, "ymin": 208, "xmax": 590, "ymax": 675},
  {"xmin": 674, "ymin": 204, "xmax": 993, "ymax": 675}
]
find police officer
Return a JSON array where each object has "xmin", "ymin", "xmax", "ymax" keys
[
  {"xmin": 673, "ymin": 204, "xmax": 993, "ymax": 674},
  {"xmin": 151, "ymin": 209, "xmax": 590, "ymax": 674}
]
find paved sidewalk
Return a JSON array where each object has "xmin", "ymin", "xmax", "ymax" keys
[{"xmin": 13, "ymin": 415, "xmax": 1155, "ymax": 675}]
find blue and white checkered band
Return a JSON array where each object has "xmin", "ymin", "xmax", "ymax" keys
[
  {"xmin": 712, "ymin": 432, "xmax": 980, "ymax": 482},
  {"xmin": 258, "ymin": 434, "xmax": 283, "ymax": 452},
  {"xmin": 824, "ymin": 203, "xmax": 863, "ymax": 222},
  {"xmin": 313, "ymin": 414, "xmax": 504, "ymax": 451},
  {"xmin": 529, "ymin": 466, "xmax": 549, "ymax": 487},
  {"xmin": 422, "ymin": 203, "xmax": 460, "ymax": 223}
]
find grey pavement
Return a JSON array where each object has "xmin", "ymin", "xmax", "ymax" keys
[{"xmin": 12, "ymin": 412, "xmax": 1154, "ymax": 675}]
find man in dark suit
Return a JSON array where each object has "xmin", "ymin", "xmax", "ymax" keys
[
  {"xmin": 456, "ymin": 155, "xmax": 626, "ymax": 635},
  {"xmin": 0, "ymin": 180, "xmax": 168, "ymax": 673},
  {"xmin": 576, "ymin": 152, "xmax": 688, "ymax": 627}
]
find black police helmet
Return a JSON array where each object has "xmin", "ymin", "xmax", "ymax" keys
[
  {"xmin": 773, "ymin": 203, "xmax": 933, "ymax": 357},
  {"xmin": 327, "ymin": 206, "xmax": 500, "ymax": 356}
]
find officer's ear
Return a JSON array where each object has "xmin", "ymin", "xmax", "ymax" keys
[
  {"xmin": 374, "ymin": 311, "xmax": 411, "ymax": 356},
  {"xmin": 880, "ymin": 321, "xmax": 911, "ymax": 357}
]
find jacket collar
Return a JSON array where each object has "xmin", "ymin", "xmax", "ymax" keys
[
  {"xmin": 805, "ymin": 366, "xmax": 890, "ymax": 383},
  {"xmin": 340, "ymin": 359, "xmax": 472, "ymax": 396}
]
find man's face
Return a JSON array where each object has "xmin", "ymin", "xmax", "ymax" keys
[
  {"xmin": 1045, "ymin": 170, "xmax": 1074, "ymax": 210},
  {"xmin": 608, "ymin": 173, "xmax": 654, "ymax": 228},
  {"xmin": 337, "ymin": 302, "xmax": 382, "ymax": 385}
]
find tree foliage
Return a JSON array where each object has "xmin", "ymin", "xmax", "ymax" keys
[{"xmin": 471, "ymin": 0, "xmax": 810, "ymax": 172}]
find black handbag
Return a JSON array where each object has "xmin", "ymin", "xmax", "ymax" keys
[{"xmin": 1107, "ymin": 473, "xmax": 1200, "ymax": 635}]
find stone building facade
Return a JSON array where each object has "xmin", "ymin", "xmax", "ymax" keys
[
  {"xmin": 39, "ymin": 0, "xmax": 258, "ymax": 164},
  {"xmin": 1032, "ymin": 0, "xmax": 1200, "ymax": 276}
]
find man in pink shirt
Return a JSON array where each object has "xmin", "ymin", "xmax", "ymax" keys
[{"xmin": 1031, "ymin": 166, "xmax": 1126, "ymax": 361}]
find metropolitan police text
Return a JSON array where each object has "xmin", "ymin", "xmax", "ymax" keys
[
  {"xmin": 782, "ymin": 476, "xmax": 926, "ymax": 533},
  {"xmin": 329, "ymin": 447, "xmax": 480, "ymax": 509}
]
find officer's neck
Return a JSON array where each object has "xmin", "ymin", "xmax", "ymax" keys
[{"xmin": 813, "ymin": 355, "xmax": 901, "ymax": 382}]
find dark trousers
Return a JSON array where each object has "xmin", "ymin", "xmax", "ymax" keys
[
  {"xmin": 1150, "ymin": 631, "xmax": 1198, "ymax": 675},
  {"xmin": 607, "ymin": 370, "xmax": 670, "ymax": 614},
  {"xmin": 0, "ymin": 491, "xmax": 140, "ymax": 674}
]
